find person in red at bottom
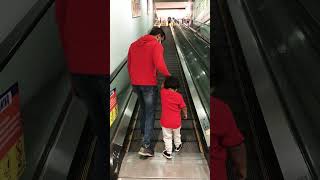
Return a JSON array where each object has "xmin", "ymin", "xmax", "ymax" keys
[
  {"xmin": 211, "ymin": 96, "xmax": 247, "ymax": 180},
  {"xmin": 160, "ymin": 76, "xmax": 187, "ymax": 159}
]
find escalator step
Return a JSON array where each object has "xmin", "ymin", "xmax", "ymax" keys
[
  {"xmin": 134, "ymin": 119, "xmax": 194, "ymax": 129},
  {"xmin": 154, "ymin": 110, "xmax": 193, "ymax": 120},
  {"xmin": 131, "ymin": 129, "xmax": 197, "ymax": 142},
  {"xmin": 128, "ymin": 141, "xmax": 200, "ymax": 153},
  {"xmin": 134, "ymin": 107, "xmax": 192, "ymax": 119}
]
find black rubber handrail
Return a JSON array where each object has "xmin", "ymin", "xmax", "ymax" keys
[
  {"xmin": 183, "ymin": 24, "xmax": 210, "ymax": 45},
  {"xmin": 295, "ymin": 0, "xmax": 320, "ymax": 28},
  {"xmin": 110, "ymin": 57, "xmax": 127, "ymax": 83},
  {"xmin": 0, "ymin": 0, "xmax": 54, "ymax": 72},
  {"xmin": 193, "ymin": 19, "xmax": 210, "ymax": 26}
]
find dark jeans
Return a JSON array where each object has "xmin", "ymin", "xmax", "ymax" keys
[
  {"xmin": 71, "ymin": 74, "xmax": 108, "ymax": 180},
  {"xmin": 132, "ymin": 85, "xmax": 158, "ymax": 149}
]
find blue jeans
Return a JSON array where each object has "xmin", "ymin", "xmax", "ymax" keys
[{"xmin": 132, "ymin": 85, "xmax": 158, "ymax": 149}]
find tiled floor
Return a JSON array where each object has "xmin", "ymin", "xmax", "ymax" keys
[{"xmin": 118, "ymin": 152, "xmax": 209, "ymax": 179}]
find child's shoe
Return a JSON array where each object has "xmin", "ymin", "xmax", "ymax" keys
[
  {"xmin": 175, "ymin": 144, "xmax": 182, "ymax": 152},
  {"xmin": 162, "ymin": 150, "xmax": 172, "ymax": 159}
]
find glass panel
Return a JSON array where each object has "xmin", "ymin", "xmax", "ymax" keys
[
  {"xmin": 191, "ymin": 20, "xmax": 210, "ymax": 41},
  {"xmin": 174, "ymin": 25, "xmax": 210, "ymax": 118}
]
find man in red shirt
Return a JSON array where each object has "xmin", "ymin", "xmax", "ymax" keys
[
  {"xmin": 211, "ymin": 96, "xmax": 247, "ymax": 180},
  {"xmin": 128, "ymin": 27, "xmax": 171, "ymax": 157},
  {"xmin": 55, "ymin": 0, "xmax": 108, "ymax": 179},
  {"xmin": 159, "ymin": 76, "xmax": 187, "ymax": 159}
]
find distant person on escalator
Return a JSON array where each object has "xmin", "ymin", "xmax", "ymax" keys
[
  {"xmin": 128, "ymin": 27, "xmax": 171, "ymax": 157},
  {"xmin": 55, "ymin": 0, "xmax": 108, "ymax": 179},
  {"xmin": 160, "ymin": 76, "xmax": 187, "ymax": 159},
  {"xmin": 211, "ymin": 74, "xmax": 247, "ymax": 180},
  {"xmin": 168, "ymin": 17, "xmax": 172, "ymax": 27}
]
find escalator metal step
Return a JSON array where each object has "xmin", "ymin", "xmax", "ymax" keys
[
  {"xmin": 134, "ymin": 119, "xmax": 194, "ymax": 129},
  {"xmin": 128, "ymin": 141, "xmax": 200, "ymax": 153},
  {"xmin": 153, "ymin": 110, "xmax": 193, "ymax": 120},
  {"xmin": 131, "ymin": 129, "xmax": 198, "ymax": 142}
]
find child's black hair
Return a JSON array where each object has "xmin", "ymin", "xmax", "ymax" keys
[{"xmin": 164, "ymin": 76, "xmax": 180, "ymax": 90}]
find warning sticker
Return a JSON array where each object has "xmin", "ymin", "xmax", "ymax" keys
[
  {"xmin": 0, "ymin": 83, "xmax": 26, "ymax": 180},
  {"xmin": 110, "ymin": 89, "xmax": 118, "ymax": 127}
]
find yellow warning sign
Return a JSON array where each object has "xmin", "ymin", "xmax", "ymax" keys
[
  {"xmin": 0, "ymin": 83, "xmax": 26, "ymax": 180},
  {"xmin": 0, "ymin": 136, "xmax": 26, "ymax": 180},
  {"xmin": 110, "ymin": 89, "xmax": 118, "ymax": 127}
]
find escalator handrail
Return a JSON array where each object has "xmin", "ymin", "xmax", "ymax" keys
[
  {"xmin": 176, "ymin": 25, "xmax": 209, "ymax": 76},
  {"xmin": 193, "ymin": 19, "xmax": 210, "ymax": 26},
  {"xmin": 0, "ymin": 0, "xmax": 55, "ymax": 72},
  {"xmin": 183, "ymin": 24, "xmax": 210, "ymax": 44},
  {"xmin": 181, "ymin": 24, "xmax": 210, "ymax": 46},
  {"xmin": 110, "ymin": 57, "xmax": 127, "ymax": 83},
  {"xmin": 295, "ymin": 0, "xmax": 320, "ymax": 29}
]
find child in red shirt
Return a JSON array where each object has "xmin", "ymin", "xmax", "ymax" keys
[
  {"xmin": 160, "ymin": 76, "xmax": 187, "ymax": 159},
  {"xmin": 211, "ymin": 96, "xmax": 247, "ymax": 180}
]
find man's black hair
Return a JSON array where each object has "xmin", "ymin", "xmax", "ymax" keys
[
  {"xmin": 164, "ymin": 76, "xmax": 180, "ymax": 90},
  {"xmin": 149, "ymin": 27, "xmax": 166, "ymax": 41}
]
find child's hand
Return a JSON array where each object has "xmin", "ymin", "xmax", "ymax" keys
[
  {"xmin": 182, "ymin": 107, "xmax": 187, "ymax": 119},
  {"xmin": 183, "ymin": 114, "xmax": 187, "ymax": 119}
]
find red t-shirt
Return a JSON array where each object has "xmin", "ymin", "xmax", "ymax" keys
[
  {"xmin": 211, "ymin": 96, "xmax": 244, "ymax": 180},
  {"xmin": 160, "ymin": 88, "xmax": 186, "ymax": 128}
]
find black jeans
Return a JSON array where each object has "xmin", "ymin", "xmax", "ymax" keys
[{"xmin": 71, "ymin": 74, "xmax": 108, "ymax": 180}]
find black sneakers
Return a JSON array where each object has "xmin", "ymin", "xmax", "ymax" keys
[
  {"xmin": 175, "ymin": 144, "xmax": 182, "ymax": 152},
  {"xmin": 162, "ymin": 150, "xmax": 172, "ymax": 159},
  {"xmin": 138, "ymin": 147, "xmax": 154, "ymax": 157}
]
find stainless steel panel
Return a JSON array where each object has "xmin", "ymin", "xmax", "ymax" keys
[
  {"xmin": 39, "ymin": 96, "xmax": 88, "ymax": 180},
  {"xmin": 113, "ymin": 93, "xmax": 138, "ymax": 146}
]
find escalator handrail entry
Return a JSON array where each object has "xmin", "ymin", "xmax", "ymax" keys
[{"xmin": 0, "ymin": 0, "xmax": 55, "ymax": 72}]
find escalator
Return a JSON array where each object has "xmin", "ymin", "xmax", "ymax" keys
[
  {"xmin": 213, "ymin": 0, "xmax": 320, "ymax": 179},
  {"xmin": 126, "ymin": 27, "xmax": 201, "ymax": 155},
  {"xmin": 113, "ymin": 26, "xmax": 209, "ymax": 179},
  {"xmin": 212, "ymin": 0, "xmax": 284, "ymax": 179}
]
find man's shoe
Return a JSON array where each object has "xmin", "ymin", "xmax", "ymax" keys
[
  {"xmin": 162, "ymin": 150, "xmax": 172, "ymax": 159},
  {"xmin": 138, "ymin": 147, "xmax": 154, "ymax": 157},
  {"xmin": 175, "ymin": 144, "xmax": 182, "ymax": 152}
]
